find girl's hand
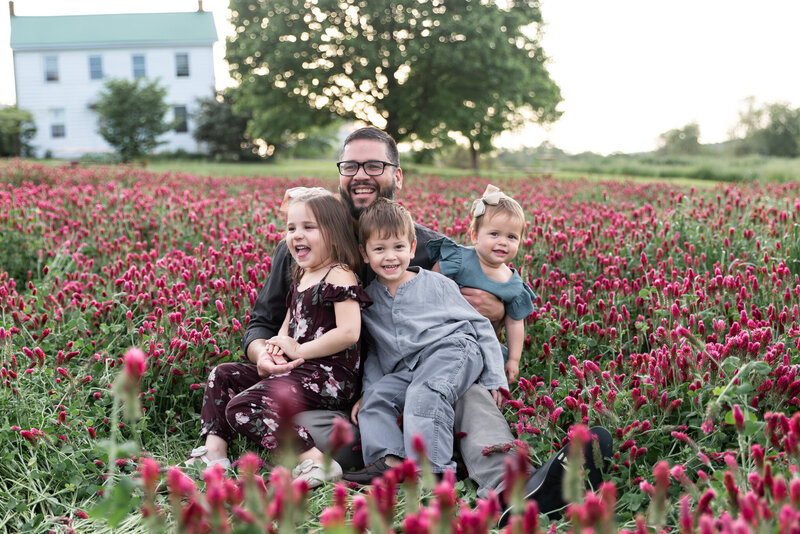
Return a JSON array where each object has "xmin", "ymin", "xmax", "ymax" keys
[
  {"xmin": 350, "ymin": 395, "xmax": 363, "ymax": 425},
  {"xmin": 490, "ymin": 389, "xmax": 503, "ymax": 408},
  {"xmin": 267, "ymin": 335, "xmax": 302, "ymax": 360},
  {"xmin": 505, "ymin": 360, "xmax": 519, "ymax": 385}
]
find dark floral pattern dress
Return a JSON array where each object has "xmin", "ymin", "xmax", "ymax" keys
[{"xmin": 199, "ymin": 265, "xmax": 371, "ymax": 452}]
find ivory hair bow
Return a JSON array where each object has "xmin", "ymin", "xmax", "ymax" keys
[
  {"xmin": 470, "ymin": 184, "xmax": 506, "ymax": 217},
  {"xmin": 279, "ymin": 186, "xmax": 332, "ymax": 214}
]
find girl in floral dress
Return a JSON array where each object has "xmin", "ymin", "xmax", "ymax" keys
[{"xmin": 187, "ymin": 189, "xmax": 370, "ymax": 487}]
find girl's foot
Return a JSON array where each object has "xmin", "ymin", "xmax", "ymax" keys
[
  {"xmin": 185, "ymin": 446, "xmax": 231, "ymax": 469},
  {"xmin": 291, "ymin": 458, "xmax": 343, "ymax": 488}
]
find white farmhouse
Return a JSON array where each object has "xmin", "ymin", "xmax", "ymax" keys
[{"xmin": 9, "ymin": 2, "xmax": 217, "ymax": 158}]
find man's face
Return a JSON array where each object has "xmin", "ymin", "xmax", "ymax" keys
[{"xmin": 338, "ymin": 139, "xmax": 403, "ymax": 218}]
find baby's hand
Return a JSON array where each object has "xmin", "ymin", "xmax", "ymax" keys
[
  {"xmin": 505, "ymin": 360, "xmax": 519, "ymax": 385},
  {"xmin": 490, "ymin": 389, "xmax": 503, "ymax": 408}
]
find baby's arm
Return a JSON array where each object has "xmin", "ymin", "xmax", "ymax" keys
[
  {"xmin": 267, "ymin": 267, "xmax": 361, "ymax": 360},
  {"xmin": 504, "ymin": 315, "xmax": 524, "ymax": 384}
]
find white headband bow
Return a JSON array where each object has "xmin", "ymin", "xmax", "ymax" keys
[{"xmin": 470, "ymin": 184, "xmax": 506, "ymax": 217}]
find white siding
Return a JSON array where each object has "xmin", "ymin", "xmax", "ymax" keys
[{"xmin": 14, "ymin": 44, "xmax": 215, "ymax": 158}]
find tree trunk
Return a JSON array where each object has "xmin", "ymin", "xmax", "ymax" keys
[{"xmin": 470, "ymin": 141, "xmax": 479, "ymax": 170}]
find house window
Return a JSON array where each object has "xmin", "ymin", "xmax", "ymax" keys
[
  {"xmin": 174, "ymin": 105, "xmax": 188, "ymax": 133},
  {"xmin": 44, "ymin": 55, "xmax": 59, "ymax": 82},
  {"xmin": 132, "ymin": 54, "xmax": 146, "ymax": 78},
  {"xmin": 49, "ymin": 108, "xmax": 66, "ymax": 138},
  {"xmin": 89, "ymin": 55, "xmax": 103, "ymax": 80},
  {"xmin": 175, "ymin": 53, "xmax": 189, "ymax": 77}
]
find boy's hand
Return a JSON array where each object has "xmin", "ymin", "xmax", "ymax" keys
[
  {"xmin": 350, "ymin": 395, "xmax": 363, "ymax": 425},
  {"xmin": 267, "ymin": 335, "xmax": 302, "ymax": 359},
  {"xmin": 490, "ymin": 389, "xmax": 503, "ymax": 408},
  {"xmin": 505, "ymin": 360, "xmax": 519, "ymax": 384}
]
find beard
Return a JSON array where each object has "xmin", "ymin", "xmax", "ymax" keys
[{"xmin": 338, "ymin": 181, "xmax": 396, "ymax": 218}]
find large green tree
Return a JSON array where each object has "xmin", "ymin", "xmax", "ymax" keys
[
  {"xmin": 93, "ymin": 78, "xmax": 170, "ymax": 162},
  {"xmin": 226, "ymin": 0, "xmax": 561, "ymax": 167}
]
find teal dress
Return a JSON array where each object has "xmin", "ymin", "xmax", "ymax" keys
[{"xmin": 426, "ymin": 237, "xmax": 535, "ymax": 361}]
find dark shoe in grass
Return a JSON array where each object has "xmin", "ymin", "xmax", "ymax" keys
[
  {"xmin": 498, "ymin": 426, "xmax": 613, "ymax": 527},
  {"xmin": 342, "ymin": 456, "xmax": 395, "ymax": 485}
]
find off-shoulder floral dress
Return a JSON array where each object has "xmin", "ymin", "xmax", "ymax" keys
[{"xmin": 199, "ymin": 265, "xmax": 371, "ymax": 452}]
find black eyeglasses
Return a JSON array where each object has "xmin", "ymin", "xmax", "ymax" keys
[{"xmin": 336, "ymin": 160, "xmax": 397, "ymax": 176}]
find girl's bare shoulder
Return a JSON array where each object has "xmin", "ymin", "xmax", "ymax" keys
[{"xmin": 325, "ymin": 264, "xmax": 358, "ymax": 286}]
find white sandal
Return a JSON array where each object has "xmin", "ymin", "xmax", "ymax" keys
[
  {"xmin": 291, "ymin": 458, "xmax": 343, "ymax": 489},
  {"xmin": 187, "ymin": 446, "xmax": 231, "ymax": 469}
]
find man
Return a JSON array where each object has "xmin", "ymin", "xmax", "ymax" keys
[{"xmin": 242, "ymin": 127, "xmax": 610, "ymax": 517}]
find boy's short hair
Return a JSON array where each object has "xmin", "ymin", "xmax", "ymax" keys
[{"xmin": 359, "ymin": 198, "xmax": 416, "ymax": 245}]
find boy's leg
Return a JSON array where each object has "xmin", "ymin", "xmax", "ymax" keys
[
  {"xmin": 454, "ymin": 383, "xmax": 516, "ymax": 498},
  {"xmin": 404, "ymin": 336, "xmax": 484, "ymax": 473},
  {"xmin": 357, "ymin": 371, "xmax": 410, "ymax": 465},
  {"xmin": 295, "ymin": 410, "xmax": 364, "ymax": 471}
]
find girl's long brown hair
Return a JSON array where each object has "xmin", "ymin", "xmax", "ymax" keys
[{"xmin": 289, "ymin": 193, "xmax": 362, "ymax": 283}]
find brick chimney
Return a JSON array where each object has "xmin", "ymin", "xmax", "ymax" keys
[
  {"xmin": 9, "ymin": 1, "xmax": 14, "ymax": 17},
  {"xmin": 197, "ymin": 0, "xmax": 204, "ymax": 12}
]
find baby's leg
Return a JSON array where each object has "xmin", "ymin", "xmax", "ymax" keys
[
  {"xmin": 357, "ymin": 371, "xmax": 411, "ymax": 465},
  {"xmin": 403, "ymin": 335, "xmax": 484, "ymax": 473}
]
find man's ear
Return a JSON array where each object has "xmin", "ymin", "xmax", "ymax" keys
[
  {"xmin": 394, "ymin": 167, "xmax": 403, "ymax": 193},
  {"xmin": 410, "ymin": 239, "xmax": 417, "ymax": 258},
  {"xmin": 359, "ymin": 245, "xmax": 369, "ymax": 263}
]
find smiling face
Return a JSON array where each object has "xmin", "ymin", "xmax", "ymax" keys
[
  {"xmin": 286, "ymin": 201, "xmax": 329, "ymax": 274},
  {"xmin": 338, "ymin": 139, "xmax": 403, "ymax": 217},
  {"xmin": 361, "ymin": 231, "xmax": 416, "ymax": 289},
  {"xmin": 469, "ymin": 211, "xmax": 523, "ymax": 269}
]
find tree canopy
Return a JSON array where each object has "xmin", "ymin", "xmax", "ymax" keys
[
  {"xmin": 226, "ymin": 0, "xmax": 561, "ymax": 166},
  {"xmin": 93, "ymin": 78, "xmax": 170, "ymax": 162}
]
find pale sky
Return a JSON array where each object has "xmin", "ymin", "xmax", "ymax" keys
[{"xmin": 2, "ymin": 1, "xmax": 800, "ymax": 155}]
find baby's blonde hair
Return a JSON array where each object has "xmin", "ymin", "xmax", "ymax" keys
[{"xmin": 469, "ymin": 187, "xmax": 525, "ymax": 235}]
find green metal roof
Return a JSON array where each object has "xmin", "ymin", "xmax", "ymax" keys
[{"xmin": 10, "ymin": 12, "xmax": 217, "ymax": 49}]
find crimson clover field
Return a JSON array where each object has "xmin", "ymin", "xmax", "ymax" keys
[{"xmin": 2, "ymin": 159, "xmax": 800, "ymax": 533}]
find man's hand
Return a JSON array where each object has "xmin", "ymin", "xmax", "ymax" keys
[
  {"xmin": 460, "ymin": 287, "xmax": 505, "ymax": 327},
  {"xmin": 350, "ymin": 395, "xmax": 363, "ymax": 425},
  {"xmin": 256, "ymin": 349, "xmax": 303, "ymax": 378}
]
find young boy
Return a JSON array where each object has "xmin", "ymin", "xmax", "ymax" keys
[{"xmin": 347, "ymin": 198, "xmax": 508, "ymax": 481}]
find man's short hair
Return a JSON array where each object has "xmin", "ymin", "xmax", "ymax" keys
[
  {"xmin": 341, "ymin": 127, "xmax": 400, "ymax": 166},
  {"xmin": 358, "ymin": 198, "xmax": 416, "ymax": 246}
]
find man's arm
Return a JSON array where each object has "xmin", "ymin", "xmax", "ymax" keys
[{"xmin": 242, "ymin": 240, "xmax": 293, "ymax": 360}]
